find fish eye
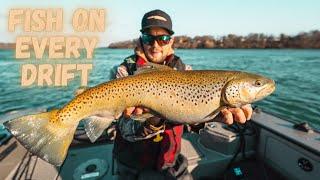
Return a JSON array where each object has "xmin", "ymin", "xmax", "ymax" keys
[{"xmin": 255, "ymin": 80, "xmax": 262, "ymax": 86}]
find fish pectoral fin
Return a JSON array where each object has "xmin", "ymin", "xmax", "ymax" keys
[
  {"xmin": 203, "ymin": 106, "xmax": 227, "ymax": 121},
  {"xmin": 130, "ymin": 113, "xmax": 155, "ymax": 122},
  {"xmin": 3, "ymin": 109, "xmax": 76, "ymax": 166},
  {"xmin": 134, "ymin": 62, "xmax": 173, "ymax": 75},
  {"xmin": 84, "ymin": 114, "xmax": 114, "ymax": 143}
]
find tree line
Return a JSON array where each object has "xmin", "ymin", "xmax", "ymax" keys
[{"xmin": 108, "ymin": 30, "xmax": 320, "ymax": 49}]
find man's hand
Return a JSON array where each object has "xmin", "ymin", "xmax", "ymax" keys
[
  {"xmin": 124, "ymin": 104, "xmax": 253, "ymax": 126},
  {"xmin": 124, "ymin": 106, "xmax": 149, "ymax": 118},
  {"xmin": 220, "ymin": 104, "xmax": 253, "ymax": 125}
]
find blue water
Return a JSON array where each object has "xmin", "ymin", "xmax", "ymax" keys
[{"xmin": 0, "ymin": 49, "xmax": 319, "ymax": 131}]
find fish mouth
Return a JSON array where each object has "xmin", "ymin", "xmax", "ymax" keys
[{"xmin": 255, "ymin": 80, "xmax": 276, "ymax": 100}]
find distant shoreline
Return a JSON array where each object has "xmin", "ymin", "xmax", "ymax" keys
[
  {"xmin": 2, "ymin": 46, "xmax": 319, "ymax": 50},
  {"xmin": 0, "ymin": 43, "xmax": 15, "ymax": 50},
  {"xmin": 108, "ymin": 30, "xmax": 320, "ymax": 49},
  {"xmin": 1, "ymin": 30, "xmax": 319, "ymax": 50},
  {"xmin": 101, "ymin": 47, "xmax": 320, "ymax": 50}
]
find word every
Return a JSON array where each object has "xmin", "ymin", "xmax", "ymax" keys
[
  {"xmin": 21, "ymin": 64, "xmax": 92, "ymax": 86},
  {"xmin": 16, "ymin": 36, "xmax": 97, "ymax": 59}
]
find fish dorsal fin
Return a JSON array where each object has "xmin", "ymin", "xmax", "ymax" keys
[
  {"xmin": 84, "ymin": 113, "xmax": 114, "ymax": 143},
  {"xmin": 134, "ymin": 62, "xmax": 174, "ymax": 75},
  {"xmin": 74, "ymin": 87, "xmax": 89, "ymax": 97}
]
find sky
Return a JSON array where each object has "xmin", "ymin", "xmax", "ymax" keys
[{"xmin": 0, "ymin": 0, "xmax": 319, "ymax": 46}]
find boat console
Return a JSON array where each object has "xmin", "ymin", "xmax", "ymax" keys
[{"xmin": 1, "ymin": 110, "xmax": 319, "ymax": 179}]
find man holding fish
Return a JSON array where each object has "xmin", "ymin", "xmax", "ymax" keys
[
  {"xmin": 4, "ymin": 9, "xmax": 276, "ymax": 180},
  {"xmin": 113, "ymin": 9, "xmax": 253, "ymax": 179}
]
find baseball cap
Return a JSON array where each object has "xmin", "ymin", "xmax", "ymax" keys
[{"xmin": 140, "ymin": 9, "xmax": 174, "ymax": 35}]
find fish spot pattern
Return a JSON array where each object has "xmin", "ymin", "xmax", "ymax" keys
[{"xmin": 56, "ymin": 70, "xmax": 239, "ymax": 124}]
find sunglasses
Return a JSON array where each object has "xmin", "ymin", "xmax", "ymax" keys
[{"xmin": 141, "ymin": 34, "xmax": 172, "ymax": 46}]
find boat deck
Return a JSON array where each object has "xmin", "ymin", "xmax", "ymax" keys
[{"xmin": 1, "ymin": 111, "xmax": 319, "ymax": 179}]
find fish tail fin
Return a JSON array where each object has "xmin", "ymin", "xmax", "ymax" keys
[{"xmin": 3, "ymin": 109, "xmax": 77, "ymax": 166}]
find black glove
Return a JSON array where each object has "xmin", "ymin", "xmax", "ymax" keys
[{"xmin": 117, "ymin": 116, "xmax": 165, "ymax": 142}]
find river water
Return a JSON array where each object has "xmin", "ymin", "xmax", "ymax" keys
[{"xmin": 0, "ymin": 49, "xmax": 319, "ymax": 131}]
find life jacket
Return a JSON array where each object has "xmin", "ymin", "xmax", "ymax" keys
[
  {"xmin": 113, "ymin": 54, "xmax": 186, "ymax": 171},
  {"xmin": 120, "ymin": 54, "xmax": 186, "ymax": 75}
]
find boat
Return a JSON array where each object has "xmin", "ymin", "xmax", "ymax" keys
[{"xmin": 0, "ymin": 108, "xmax": 319, "ymax": 180}]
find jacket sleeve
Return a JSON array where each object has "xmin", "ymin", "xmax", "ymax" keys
[
  {"xmin": 116, "ymin": 61, "xmax": 156, "ymax": 142},
  {"xmin": 168, "ymin": 55, "xmax": 192, "ymax": 71},
  {"xmin": 179, "ymin": 56, "xmax": 192, "ymax": 70}
]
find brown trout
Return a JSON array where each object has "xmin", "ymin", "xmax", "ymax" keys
[{"xmin": 4, "ymin": 69, "xmax": 275, "ymax": 166}]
